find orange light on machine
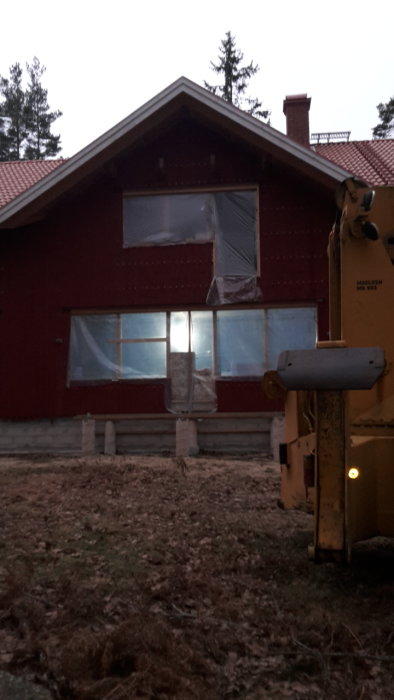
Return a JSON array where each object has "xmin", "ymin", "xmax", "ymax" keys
[{"xmin": 348, "ymin": 467, "xmax": 360, "ymax": 480}]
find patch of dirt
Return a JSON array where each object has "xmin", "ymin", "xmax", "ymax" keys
[{"xmin": 0, "ymin": 454, "xmax": 393, "ymax": 698}]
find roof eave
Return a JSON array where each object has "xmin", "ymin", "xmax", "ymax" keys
[{"xmin": 0, "ymin": 77, "xmax": 351, "ymax": 228}]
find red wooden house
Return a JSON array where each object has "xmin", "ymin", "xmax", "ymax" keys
[{"xmin": 0, "ymin": 78, "xmax": 368, "ymax": 454}]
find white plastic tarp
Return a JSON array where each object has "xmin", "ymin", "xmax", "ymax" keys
[
  {"xmin": 267, "ymin": 307, "xmax": 317, "ymax": 368},
  {"xmin": 166, "ymin": 311, "xmax": 217, "ymax": 412},
  {"xmin": 214, "ymin": 191, "xmax": 257, "ymax": 276},
  {"xmin": 123, "ymin": 190, "xmax": 258, "ymax": 304},
  {"xmin": 68, "ymin": 307, "xmax": 317, "ymax": 386},
  {"xmin": 68, "ymin": 315, "xmax": 118, "ymax": 382},
  {"xmin": 123, "ymin": 193, "xmax": 214, "ymax": 246},
  {"xmin": 68, "ymin": 314, "xmax": 167, "ymax": 382},
  {"xmin": 123, "ymin": 191, "xmax": 256, "ymax": 272},
  {"xmin": 216, "ymin": 309, "xmax": 264, "ymax": 377},
  {"xmin": 206, "ymin": 275, "xmax": 262, "ymax": 305}
]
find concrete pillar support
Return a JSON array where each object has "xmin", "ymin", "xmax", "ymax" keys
[
  {"xmin": 176, "ymin": 418, "xmax": 199, "ymax": 457},
  {"xmin": 81, "ymin": 417, "xmax": 96, "ymax": 456},
  {"xmin": 104, "ymin": 420, "xmax": 116, "ymax": 455}
]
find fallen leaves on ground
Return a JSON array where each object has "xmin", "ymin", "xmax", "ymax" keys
[{"xmin": 0, "ymin": 454, "xmax": 393, "ymax": 698}]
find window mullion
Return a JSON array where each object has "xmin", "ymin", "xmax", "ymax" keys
[
  {"xmin": 263, "ymin": 309, "xmax": 269, "ymax": 374},
  {"xmin": 166, "ymin": 312, "xmax": 171, "ymax": 378},
  {"xmin": 115, "ymin": 315, "xmax": 122, "ymax": 380},
  {"xmin": 213, "ymin": 311, "xmax": 218, "ymax": 378}
]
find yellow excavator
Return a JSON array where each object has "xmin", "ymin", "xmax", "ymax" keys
[{"xmin": 264, "ymin": 178, "xmax": 394, "ymax": 561}]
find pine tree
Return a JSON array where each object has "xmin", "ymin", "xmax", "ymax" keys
[
  {"xmin": 204, "ymin": 31, "xmax": 270, "ymax": 121},
  {"xmin": 24, "ymin": 57, "xmax": 62, "ymax": 159},
  {"xmin": 372, "ymin": 96, "xmax": 394, "ymax": 138},
  {"xmin": 0, "ymin": 63, "xmax": 28, "ymax": 160},
  {"xmin": 0, "ymin": 58, "xmax": 62, "ymax": 160}
]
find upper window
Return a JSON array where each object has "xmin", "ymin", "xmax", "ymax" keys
[
  {"xmin": 123, "ymin": 189, "xmax": 257, "ymax": 276},
  {"xmin": 123, "ymin": 193, "xmax": 213, "ymax": 246}
]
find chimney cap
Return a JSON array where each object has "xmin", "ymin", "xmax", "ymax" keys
[{"xmin": 283, "ymin": 94, "xmax": 311, "ymax": 115}]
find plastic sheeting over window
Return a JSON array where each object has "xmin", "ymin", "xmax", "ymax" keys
[
  {"xmin": 214, "ymin": 191, "xmax": 256, "ymax": 276},
  {"xmin": 120, "ymin": 314, "xmax": 167, "ymax": 379},
  {"xmin": 167, "ymin": 352, "xmax": 217, "ymax": 413},
  {"xmin": 68, "ymin": 306, "xmax": 317, "ymax": 386},
  {"xmin": 266, "ymin": 307, "xmax": 317, "ymax": 369},
  {"xmin": 170, "ymin": 311, "xmax": 214, "ymax": 369},
  {"xmin": 123, "ymin": 193, "xmax": 214, "ymax": 247},
  {"xmin": 68, "ymin": 314, "xmax": 167, "ymax": 383},
  {"xmin": 69, "ymin": 315, "xmax": 118, "ymax": 382},
  {"xmin": 123, "ymin": 190, "xmax": 259, "ymax": 304},
  {"xmin": 217, "ymin": 309, "xmax": 264, "ymax": 377},
  {"xmin": 167, "ymin": 311, "xmax": 216, "ymax": 412},
  {"xmin": 206, "ymin": 276, "xmax": 262, "ymax": 305},
  {"xmin": 215, "ymin": 307, "xmax": 317, "ymax": 378}
]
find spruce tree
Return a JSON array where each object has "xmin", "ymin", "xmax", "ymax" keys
[
  {"xmin": 204, "ymin": 31, "xmax": 270, "ymax": 121},
  {"xmin": 0, "ymin": 117, "xmax": 9, "ymax": 160},
  {"xmin": 0, "ymin": 63, "xmax": 28, "ymax": 160},
  {"xmin": 24, "ymin": 57, "xmax": 62, "ymax": 159},
  {"xmin": 372, "ymin": 96, "xmax": 394, "ymax": 138}
]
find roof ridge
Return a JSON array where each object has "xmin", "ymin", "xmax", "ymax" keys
[
  {"xmin": 314, "ymin": 138, "xmax": 394, "ymax": 147},
  {"xmin": 0, "ymin": 78, "xmax": 350, "ymax": 225},
  {"xmin": 354, "ymin": 141, "xmax": 394, "ymax": 185}
]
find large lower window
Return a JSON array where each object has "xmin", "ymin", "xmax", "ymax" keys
[
  {"xmin": 68, "ymin": 314, "xmax": 167, "ymax": 381},
  {"xmin": 216, "ymin": 310, "xmax": 264, "ymax": 377},
  {"xmin": 170, "ymin": 311, "xmax": 214, "ymax": 371},
  {"xmin": 68, "ymin": 307, "xmax": 316, "ymax": 383}
]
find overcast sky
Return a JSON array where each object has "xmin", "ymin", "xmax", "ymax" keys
[{"xmin": 2, "ymin": 0, "xmax": 393, "ymax": 157}]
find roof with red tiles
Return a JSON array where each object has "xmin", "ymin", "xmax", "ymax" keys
[
  {"xmin": 1, "ymin": 138, "xmax": 393, "ymax": 216},
  {"xmin": 0, "ymin": 159, "xmax": 65, "ymax": 208},
  {"xmin": 313, "ymin": 140, "xmax": 394, "ymax": 186},
  {"xmin": 0, "ymin": 79, "xmax": 353, "ymax": 227}
]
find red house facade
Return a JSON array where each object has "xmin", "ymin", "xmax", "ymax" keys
[{"xmin": 0, "ymin": 79, "xmax": 351, "ymax": 454}]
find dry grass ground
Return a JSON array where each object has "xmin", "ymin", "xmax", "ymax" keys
[{"xmin": 0, "ymin": 454, "xmax": 393, "ymax": 699}]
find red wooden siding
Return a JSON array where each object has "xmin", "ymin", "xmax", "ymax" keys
[{"xmin": 0, "ymin": 118, "xmax": 334, "ymax": 418}]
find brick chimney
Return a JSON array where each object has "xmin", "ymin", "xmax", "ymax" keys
[{"xmin": 283, "ymin": 94, "xmax": 311, "ymax": 146}]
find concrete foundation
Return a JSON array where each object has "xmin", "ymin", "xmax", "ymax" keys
[
  {"xmin": 0, "ymin": 413, "xmax": 282, "ymax": 456},
  {"xmin": 0, "ymin": 419, "xmax": 81, "ymax": 454}
]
